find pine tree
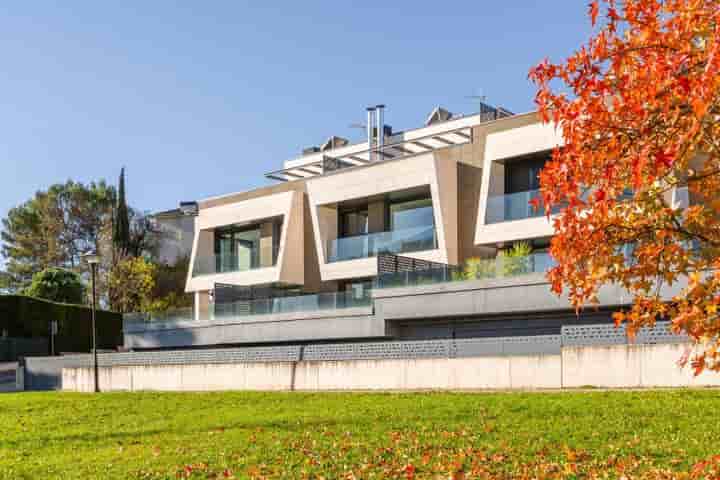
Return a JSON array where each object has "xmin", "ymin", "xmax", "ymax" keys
[{"xmin": 113, "ymin": 167, "xmax": 131, "ymax": 254}]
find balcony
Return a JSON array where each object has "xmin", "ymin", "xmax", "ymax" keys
[
  {"xmin": 192, "ymin": 253, "xmax": 266, "ymax": 277},
  {"xmin": 327, "ymin": 225, "xmax": 437, "ymax": 263},
  {"xmin": 214, "ymin": 290, "xmax": 372, "ymax": 318},
  {"xmin": 376, "ymin": 251, "xmax": 555, "ymax": 289},
  {"xmin": 123, "ymin": 307, "xmax": 196, "ymax": 328},
  {"xmin": 124, "ymin": 291, "xmax": 372, "ymax": 331},
  {"xmin": 485, "ymin": 189, "xmax": 546, "ymax": 223}
]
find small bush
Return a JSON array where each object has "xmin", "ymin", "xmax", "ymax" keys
[{"xmin": 24, "ymin": 268, "xmax": 85, "ymax": 304}]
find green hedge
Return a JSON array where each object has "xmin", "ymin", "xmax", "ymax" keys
[{"xmin": 0, "ymin": 295, "xmax": 122, "ymax": 354}]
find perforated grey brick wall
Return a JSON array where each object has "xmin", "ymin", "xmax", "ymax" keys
[{"xmin": 561, "ymin": 321, "xmax": 687, "ymax": 347}]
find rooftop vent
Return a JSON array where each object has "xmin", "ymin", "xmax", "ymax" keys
[
  {"xmin": 425, "ymin": 106, "xmax": 453, "ymax": 126},
  {"xmin": 320, "ymin": 136, "xmax": 350, "ymax": 151},
  {"xmin": 302, "ymin": 146, "xmax": 321, "ymax": 156},
  {"xmin": 179, "ymin": 201, "xmax": 198, "ymax": 216},
  {"xmin": 378, "ymin": 125, "xmax": 392, "ymax": 137}
]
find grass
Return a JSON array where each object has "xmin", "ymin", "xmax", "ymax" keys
[{"xmin": 1, "ymin": 390, "xmax": 719, "ymax": 479}]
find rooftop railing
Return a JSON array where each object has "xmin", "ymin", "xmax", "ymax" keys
[{"xmin": 327, "ymin": 225, "xmax": 437, "ymax": 263}]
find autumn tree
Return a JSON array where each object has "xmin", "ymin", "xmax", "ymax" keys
[
  {"xmin": 529, "ymin": 0, "xmax": 720, "ymax": 372},
  {"xmin": 147, "ymin": 254, "xmax": 193, "ymax": 312},
  {"xmin": 107, "ymin": 256, "xmax": 156, "ymax": 314}
]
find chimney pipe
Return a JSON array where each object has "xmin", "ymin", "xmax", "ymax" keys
[
  {"xmin": 366, "ymin": 107, "xmax": 376, "ymax": 161},
  {"xmin": 375, "ymin": 104, "xmax": 385, "ymax": 160}
]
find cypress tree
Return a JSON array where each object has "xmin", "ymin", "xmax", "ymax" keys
[{"xmin": 113, "ymin": 167, "xmax": 130, "ymax": 254}]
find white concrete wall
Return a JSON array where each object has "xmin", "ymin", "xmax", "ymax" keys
[
  {"xmin": 63, "ymin": 354, "xmax": 561, "ymax": 392},
  {"xmin": 562, "ymin": 343, "xmax": 720, "ymax": 388},
  {"xmin": 62, "ymin": 343, "xmax": 720, "ymax": 392}
]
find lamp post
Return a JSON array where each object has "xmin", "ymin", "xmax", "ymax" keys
[{"xmin": 82, "ymin": 251, "xmax": 100, "ymax": 393}]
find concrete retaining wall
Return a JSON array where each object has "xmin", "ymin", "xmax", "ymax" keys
[
  {"xmin": 562, "ymin": 343, "xmax": 720, "ymax": 388},
  {"xmin": 62, "ymin": 342, "xmax": 720, "ymax": 392},
  {"xmin": 63, "ymin": 354, "xmax": 562, "ymax": 392}
]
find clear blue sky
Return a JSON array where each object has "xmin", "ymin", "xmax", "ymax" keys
[{"xmin": 0, "ymin": 1, "xmax": 590, "ymax": 225}]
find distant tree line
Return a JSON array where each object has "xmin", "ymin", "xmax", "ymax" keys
[{"xmin": 0, "ymin": 168, "xmax": 190, "ymax": 314}]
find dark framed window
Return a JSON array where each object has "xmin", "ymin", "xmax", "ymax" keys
[
  {"xmin": 504, "ymin": 153, "xmax": 550, "ymax": 194},
  {"xmin": 339, "ymin": 207, "xmax": 369, "ymax": 237},
  {"xmin": 214, "ymin": 225, "xmax": 261, "ymax": 272}
]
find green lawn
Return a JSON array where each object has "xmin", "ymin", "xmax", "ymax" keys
[{"xmin": 1, "ymin": 390, "xmax": 719, "ymax": 479}]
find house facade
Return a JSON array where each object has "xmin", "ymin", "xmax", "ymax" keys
[{"xmin": 125, "ymin": 104, "xmax": 687, "ymax": 350}]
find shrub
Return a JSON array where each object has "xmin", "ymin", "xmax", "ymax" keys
[{"xmin": 24, "ymin": 268, "xmax": 85, "ymax": 304}]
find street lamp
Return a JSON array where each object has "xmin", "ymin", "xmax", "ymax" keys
[{"xmin": 82, "ymin": 251, "xmax": 100, "ymax": 393}]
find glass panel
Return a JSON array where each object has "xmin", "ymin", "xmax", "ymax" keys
[
  {"xmin": 389, "ymin": 198, "xmax": 434, "ymax": 231},
  {"xmin": 216, "ymin": 231, "xmax": 235, "ymax": 273},
  {"xmin": 234, "ymin": 229, "xmax": 260, "ymax": 270},
  {"xmin": 674, "ymin": 186, "xmax": 689, "ymax": 209},
  {"xmin": 375, "ymin": 251, "xmax": 557, "ymax": 289},
  {"xmin": 486, "ymin": 189, "xmax": 546, "ymax": 223},
  {"xmin": 345, "ymin": 280, "xmax": 373, "ymax": 301},
  {"xmin": 272, "ymin": 220, "xmax": 282, "ymax": 264},
  {"xmin": 212, "ymin": 290, "xmax": 372, "ymax": 319},
  {"xmin": 328, "ymin": 225, "xmax": 437, "ymax": 262}
]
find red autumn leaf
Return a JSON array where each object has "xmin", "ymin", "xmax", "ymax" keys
[
  {"xmin": 589, "ymin": 1, "xmax": 600, "ymax": 26},
  {"xmin": 654, "ymin": 151, "xmax": 674, "ymax": 169}
]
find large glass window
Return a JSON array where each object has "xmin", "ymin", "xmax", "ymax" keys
[
  {"xmin": 389, "ymin": 198, "xmax": 434, "ymax": 231},
  {"xmin": 214, "ymin": 225, "xmax": 261, "ymax": 273}
]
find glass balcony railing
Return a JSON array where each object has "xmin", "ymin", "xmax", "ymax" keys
[
  {"xmin": 213, "ymin": 290, "xmax": 372, "ymax": 319},
  {"xmin": 376, "ymin": 251, "xmax": 556, "ymax": 289},
  {"xmin": 327, "ymin": 225, "xmax": 437, "ymax": 263},
  {"xmin": 124, "ymin": 291, "xmax": 372, "ymax": 328},
  {"xmin": 123, "ymin": 307, "xmax": 195, "ymax": 325},
  {"xmin": 192, "ymin": 254, "xmax": 267, "ymax": 277},
  {"xmin": 485, "ymin": 189, "xmax": 547, "ymax": 223}
]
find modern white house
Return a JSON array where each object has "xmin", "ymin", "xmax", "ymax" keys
[{"xmin": 125, "ymin": 103, "xmax": 688, "ymax": 350}]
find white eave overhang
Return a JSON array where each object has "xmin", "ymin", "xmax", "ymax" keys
[{"xmin": 265, "ymin": 123, "xmax": 475, "ymax": 182}]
